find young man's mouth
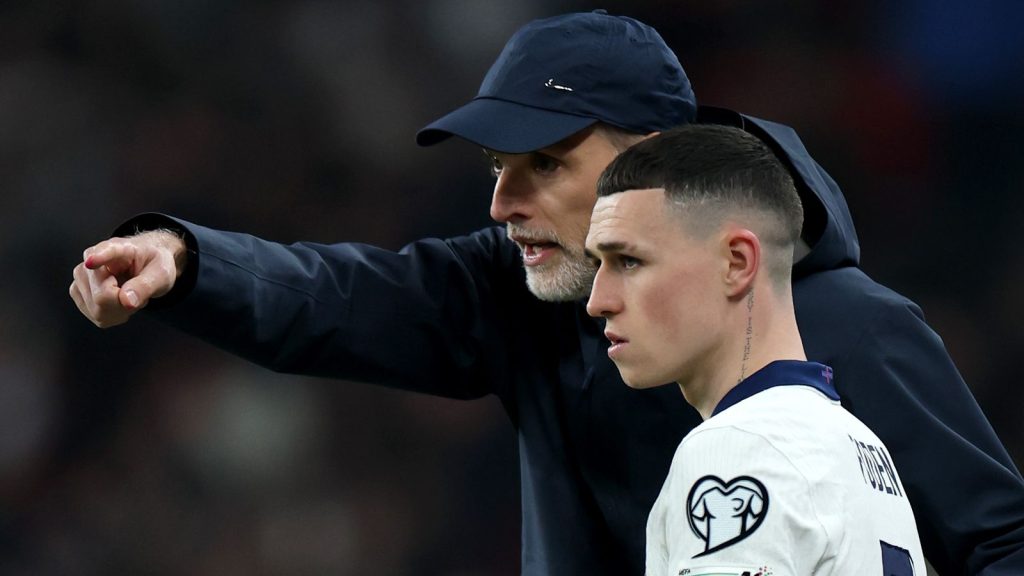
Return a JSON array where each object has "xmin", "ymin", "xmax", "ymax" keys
[{"xmin": 604, "ymin": 330, "xmax": 629, "ymax": 358}]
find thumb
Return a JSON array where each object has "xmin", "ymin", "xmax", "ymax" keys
[
  {"xmin": 118, "ymin": 276, "xmax": 154, "ymax": 310},
  {"xmin": 118, "ymin": 285, "xmax": 143, "ymax": 310},
  {"xmin": 117, "ymin": 251, "xmax": 178, "ymax": 310}
]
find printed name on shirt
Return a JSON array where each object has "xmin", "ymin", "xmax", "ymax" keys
[{"xmin": 848, "ymin": 435, "xmax": 903, "ymax": 497}]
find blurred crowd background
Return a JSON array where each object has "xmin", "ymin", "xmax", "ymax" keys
[{"xmin": 2, "ymin": 1, "xmax": 1022, "ymax": 574}]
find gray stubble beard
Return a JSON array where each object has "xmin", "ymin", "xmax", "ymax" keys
[{"xmin": 524, "ymin": 247, "xmax": 596, "ymax": 302}]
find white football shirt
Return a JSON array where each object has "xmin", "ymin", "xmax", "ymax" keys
[{"xmin": 646, "ymin": 360, "xmax": 924, "ymax": 576}]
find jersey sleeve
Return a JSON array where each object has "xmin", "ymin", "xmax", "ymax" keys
[
  {"xmin": 648, "ymin": 427, "xmax": 829, "ymax": 576},
  {"xmin": 116, "ymin": 213, "xmax": 532, "ymax": 400}
]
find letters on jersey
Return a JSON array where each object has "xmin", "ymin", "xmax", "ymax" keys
[
  {"xmin": 686, "ymin": 475, "xmax": 769, "ymax": 557},
  {"xmin": 849, "ymin": 435, "xmax": 904, "ymax": 497}
]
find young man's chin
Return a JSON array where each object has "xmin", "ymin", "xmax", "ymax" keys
[
  {"xmin": 621, "ymin": 378, "xmax": 646, "ymax": 390},
  {"xmin": 619, "ymin": 371, "xmax": 654, "ymax": 390}
]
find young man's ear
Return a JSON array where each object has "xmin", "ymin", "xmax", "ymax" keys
[{"xmin": 722, "ymin": 228, "xmax": 760, "ymax": 299}]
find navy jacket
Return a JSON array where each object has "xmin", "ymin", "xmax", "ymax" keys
[{"xmin": 127, "ymin": 112, "xmax": 1024, "ymax": 575}]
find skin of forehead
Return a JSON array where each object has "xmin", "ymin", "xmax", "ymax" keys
[{"xmin": 587, "ymin": 189, "xmax": 673, "ymax": 255}]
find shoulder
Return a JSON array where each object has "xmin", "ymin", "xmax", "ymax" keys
[
  {"xmin": 655, "ymin": 415, "xmax": 833, "ymax": 571},
  {"xmin": 675, "ymin": 414, "xmax": 814, "ymax": 497},
  {"xmin": 793, "ymin": 266, "xmax": 948, "ymax": 369},
  {"xmin": 679, "ymin": 388, "xmax": 877, "ymax": 504},
  {"xmin": 659, "ymin": 390, "xmax": 923, "ymax": 573},
  {"xmin": 794, "ymin": 266, "xmax": 923, "ymax": 323},
  {"xmin": 435, "ymin": 226, "xmax": 525, "ymax": 279}
]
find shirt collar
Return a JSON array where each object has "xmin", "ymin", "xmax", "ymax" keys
[{"xmin": 711, "ymin": 360, "xmax": 838, "ymax": 417}]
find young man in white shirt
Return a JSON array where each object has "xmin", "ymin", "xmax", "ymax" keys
[{"xmin": 585, "ymin": 124, "xmax": 925, "ymax": 575}]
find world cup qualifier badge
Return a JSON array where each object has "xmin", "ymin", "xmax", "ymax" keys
[{"xmin": 686, "ymin": 475, "xmax": 769, "ymax": 557}]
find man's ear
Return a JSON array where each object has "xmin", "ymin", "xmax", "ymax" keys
[{"xmin": 722, "ymin": 227, "xmax": 760, "ymax": 299}]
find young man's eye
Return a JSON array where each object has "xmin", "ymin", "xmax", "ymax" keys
[{"xmin": 621, "ymin": 256, "xmax": 641, "ymax": 270}]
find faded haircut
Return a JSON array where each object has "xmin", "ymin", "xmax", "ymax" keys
[{"xmin": 596, "ymin": 124, "xmax": 804, "ymax": 287}]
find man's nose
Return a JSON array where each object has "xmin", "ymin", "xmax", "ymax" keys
[{"xmin": 489, "ymin": 170, "xmax": 532, "ymax": 224}]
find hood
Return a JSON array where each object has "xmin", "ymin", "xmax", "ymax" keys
[{"xmin": 696, "ymin": 106, "xmax": 860, "ymax": 278}]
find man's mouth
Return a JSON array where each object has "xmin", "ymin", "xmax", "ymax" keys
[
  {"xmin": 511, "ymin": 234, "xmax": 561, "ymax": 267},
  {"xmin": 522, "ymin": 242, "xmax": 560, "ymax": 266}
]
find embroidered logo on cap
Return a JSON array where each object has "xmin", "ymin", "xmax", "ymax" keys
[
  {"xmin": 687, "ymin": 475, "xmax": 769, "ymax": 557},
  {"xmin": 544, "ymin": 78, "xmax": 574, "ymax": 92}
]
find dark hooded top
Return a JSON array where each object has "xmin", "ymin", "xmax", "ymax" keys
[{"xmin": 119, "ymin": 110, "xmax": 1024, "ymax": 575}]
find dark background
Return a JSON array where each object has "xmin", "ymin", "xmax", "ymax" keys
[{"xmin": 2, "ymin": 1, "xmax": 1022, "ymax": 574}]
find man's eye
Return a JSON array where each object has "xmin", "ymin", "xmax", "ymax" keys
[
  {"xmin": 488, "ymin": 155, "xmax": 503, "ymax": 177},
  {"xmin": 532, "ymin": 154, "xmax": 558, "ymax": 174}
]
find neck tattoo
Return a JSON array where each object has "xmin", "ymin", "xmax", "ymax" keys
[{"xmin": 738, "ymin": 288, "xmax": 755, "ymax": 383}]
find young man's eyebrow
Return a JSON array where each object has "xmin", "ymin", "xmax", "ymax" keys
[
  {"xmin": 596, "ymin": 241, "xmax": 629, "ymax": 253},
  {"xmin": 584, "ymin": 241, "xmax": 633, "ymax": 260}
]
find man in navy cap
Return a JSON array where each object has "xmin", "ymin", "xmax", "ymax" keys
[{"xmin": 70, "ymin": 11, "xmax": 1024, "ymax": 575}]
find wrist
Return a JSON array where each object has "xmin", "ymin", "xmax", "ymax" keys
[{"xmin": 154, "ymin": 228, "xmax": 188, "ymax": 278}]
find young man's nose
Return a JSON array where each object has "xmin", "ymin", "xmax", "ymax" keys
[{"xmin": 586, "ymin": 269, "xmax": 621, "ymax": 318}]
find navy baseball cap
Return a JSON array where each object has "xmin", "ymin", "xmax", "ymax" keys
[{"xmin": 416, "ymin": 10, "xmax": 696, "ymax": 153}]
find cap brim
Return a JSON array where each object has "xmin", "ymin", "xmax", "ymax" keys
[{"xmin": 416, "ymin": 98, "xmax": 597, "ymax": 154}]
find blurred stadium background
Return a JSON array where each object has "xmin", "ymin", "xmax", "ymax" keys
[{"xmin": 1, "ymin": 0, "xmax": 1022, "ymax": 574}]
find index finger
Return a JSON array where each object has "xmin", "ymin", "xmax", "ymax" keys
[{"xmin": 84, "ymin": 240, "xmax": 138, "ymax": 271}]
